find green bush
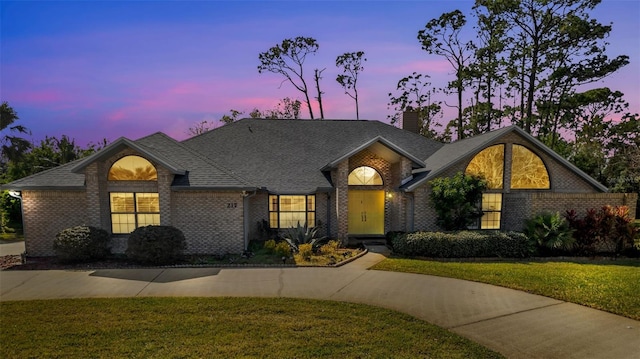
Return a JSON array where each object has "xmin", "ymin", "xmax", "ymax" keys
[
  {"xmin": 392, "ymin": 231, "xmax": 531, "ymax": 258},
  {"xmin": 428, "ymin": 172, "xmax": 487, "ymax": 230},
  {"xmin": 524, "ymin": 212, "xmax": 575, "ymax": 255},
  {"xmin": 126, "ymin": 225, "xmax": 187, "ymax": 265},
  {"xmin": 53, "ymin": 226, "xmax": 111, "ymax": 263}
]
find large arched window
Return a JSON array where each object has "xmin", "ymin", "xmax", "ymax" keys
[
  {"xmin": 348, "ymin": 166, "xmax": 383, "ymax": 185},
  {"xmin": 465, "ymin": 144, "xmax": 504, "ymax": 189},
  {"xmin": 108, "ymin": 155, "xmax": 157, "ymax": 181},
  {"xmin": 108, "ymin": 155, "xmax": 159, "ymax": 233},
  {"xmin": 510, "ymin": 145, "xmax": 550, "ymax": 189}
]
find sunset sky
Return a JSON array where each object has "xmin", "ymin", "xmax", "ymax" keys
[{"xmin": 2, "ymin": 0, "xmax": 639, "ymax": 146}]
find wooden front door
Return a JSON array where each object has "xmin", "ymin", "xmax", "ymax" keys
[{"xmin": 348, "ymin": 190, "xmax": 384, "ymax": 235}]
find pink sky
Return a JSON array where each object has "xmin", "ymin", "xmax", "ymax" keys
[{"xmin": 1, "ymin": 0, "xmax": 638, "ymax": 146}]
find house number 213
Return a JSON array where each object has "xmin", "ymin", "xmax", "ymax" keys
[{"xmin": 227, "ymin": 203, "xmax": 237, "ymax": 208}]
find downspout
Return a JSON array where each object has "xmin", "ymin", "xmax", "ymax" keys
[
  {"xmin": 242, "ymin": 190, "xmax": 257, "ymax": 250},
  {"xmin": 7, "ymin": 190, "xmax": 26, "ymax": 258},
  {"xmin": 326, "ymin": 193, "xmax": 331, "ymax": 238},
  {"xmin": 401, "ymin": 191, "xmax": 414, "ymax": 232}
]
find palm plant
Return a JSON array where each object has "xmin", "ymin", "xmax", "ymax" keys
[{"xmin": 524, "ymin": 212, "xmax": 575, "ymax": 254}]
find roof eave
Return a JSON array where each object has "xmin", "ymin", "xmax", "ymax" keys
[{"xmin": 322, "ymin": 136, "xmax": 426, "ymax": 170}]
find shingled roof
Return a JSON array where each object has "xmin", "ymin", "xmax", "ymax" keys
[
  {"xmin": 182, "ymin": 119, "xmax": 444, "ymax": 193},
  {"xmin": 4, "ymin": 119, "xmax": 604, "ymax": 194}
]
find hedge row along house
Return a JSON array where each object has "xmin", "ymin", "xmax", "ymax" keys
[{"xmin": 3, "ymin": 114, "xmax": 636, "ymax": 257}]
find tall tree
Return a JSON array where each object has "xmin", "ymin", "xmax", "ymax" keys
[
  {"xmin": 476, "ymin": 0, "xmax": 629, "ymax": 136},
  {"xmin": 258, "ymin": 37, "xmax": 320, "ymax": 119},
  {"xmin": 418, "ymin": 10, "xmax": 474, "ymax": 140},
  {"xmin": 336, "ymin": 51, "xmax": 367, "ymax": 120},
  {"xmin": 387, "ymin": 72, "xmax": 443, "ymax": 139},
  {"xmin": 0, "ymin": 102, "xmax": 31, "ymax": 168}
]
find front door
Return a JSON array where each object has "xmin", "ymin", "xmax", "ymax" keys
[{"xmin": 348, "ymin": 190, "xmax": 384, "ymax": 235}]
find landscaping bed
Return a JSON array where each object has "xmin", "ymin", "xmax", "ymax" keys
[{"xmin": 0, "ymin": 245, "xmax": 365, "ymax": 271}]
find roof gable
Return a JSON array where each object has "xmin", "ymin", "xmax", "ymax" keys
[
  {"xmin": 71, "ymin": 136, "xmax": 186, "ymax": 175},
  {"xmin": 403, "ymin": 125, "xmax": 607, "ymax": 192}
]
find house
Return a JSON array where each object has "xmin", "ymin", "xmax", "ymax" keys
[{"xmin": 3, "ymin": 114, "xmax": 636, "ymax": 257}]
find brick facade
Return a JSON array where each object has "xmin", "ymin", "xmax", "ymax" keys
[
  {"xmin": 411, "ymin": 132, "xmax": 637, "ymax": 232},
  {"xmin": 21, "ymin": 190, "xmax": 88, "ymax": 256},
  {"xmin": 17, "ymin": 129, "xmax": 637, "ymax": 257}
]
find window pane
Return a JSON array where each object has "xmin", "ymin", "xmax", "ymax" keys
[
  {"xmin": 511, "ymin": 145, "xmax": 550, "ymax": 189},
  {"xmin": 136, "ymin": 193, "xmax": 159, "ymax": 212},
  {"xmin": 279, "ymin": 212, "xmax": 306, "ymax": 228},
  {"xmin": 481, "ymin": 193, "xmax": 502, "ymax": 211},
  {"xmin": 480, "ymin": 193, "xmax": 502, "ymax": 229},
  {"xmin": 269, "ymin": 212, "xmax": 278, "ymax": 229},
  {"xmin": 269, "ymin": 195, "xmax": 278, "ymax": 211},
  {"xmin": 307, "ymin": 195, "xmax": 315, "ymax": 211},
  {"xmin": 110, "ymin": 193, "xmax": 134, "ymax": 212},
  {"xmin": 111, "ymin": 214, "xmax": 136, "ymax": 234},
  {"xmin": 280, "ymin": 196, "xmax": 306, "ymax": 211},
  {"xmin": 466, "ymin": 145, "xmax": 504, "ymax": 189},
  {"xmin": 137, "ymin": 213, "xmax": 160, "ymax": 227},
  {"xmin": 481, "ymin": 212, "xmax": 501, "ymax": 229},
  {"xmin": 307, "ymin": 212, "xmax": 315, "ymax": 227},
  {"xmin": 108, "ymin": 155, "xmax": 157, "ymax": 181},
  {"xmin": 348, "ymin": 166, "xmax": 383, "ymax": 185}
]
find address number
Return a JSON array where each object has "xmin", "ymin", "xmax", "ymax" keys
[{"xmin": 227, "ymin": 203, "xmax": 237, "ymax": 208}]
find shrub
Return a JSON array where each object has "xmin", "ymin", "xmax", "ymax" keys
[
  {"xmin": 392, "ymin": 231, "xmax": 531, "ymax": 258},
  {"xmin": 566, "ymin": 206, "xmax": 638, "ymax": 256},
  {"xmin": 53, "ymin": 226, "xmax": 111, "ymax": 263},
  {"xmin": 274, "ymin": 240, "xmax": 292, "ymax": 257},
  {"xmin": 428, "ymin": 172, "xmax": 487, "ymax": 230},
  {"xmin": 318, "ymin": 240, "xmax": 340, "ymax": 256},
  {"xmin": 524, "ymin": 212, "xmax": 575, "ymax": 255},
  {"xmin": 298, "ymin": 243, "xmax": 313, "ymax": 258},
  {"xmin": 126, "ymin": 225, "xmax": 187, "ymax": 265},
  {"xmin": 282, "ymin": 222, "xmax": 326, "ymax": 252}
]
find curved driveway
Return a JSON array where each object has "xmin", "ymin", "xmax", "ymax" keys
[{"xmin": 1, "ymin": 246, "xmax": 638, "ymax": 359}]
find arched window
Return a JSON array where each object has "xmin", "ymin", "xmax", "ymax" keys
[
  {"xmin": 511, "ymin": 145, "xmax": 550, "ymax": 189},
  {"xmin": 108, "ymin": 156, "xmax": 157, "ymax": 181},
  {"xmin": 348, "ymin": 166, "xmax": 383, "ymax": 185},
  {"xmin": 465, "ymin": 144, "xmax": 504, "ymax": 189}
]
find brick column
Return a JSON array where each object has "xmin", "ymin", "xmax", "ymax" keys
[
  {"xmin": 84, "ymin": 163, "xmax": 102, "ymax": 227},
  {"xmin": 336, "ymin": 160, "xmax": 349, "ymax": 241}
]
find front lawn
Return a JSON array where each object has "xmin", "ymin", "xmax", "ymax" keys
[
  {"xmin": 0, "ymin": 297, "xmax": 502, "ymax": 359},
  {"xmin": 372, "ymin": 258, "xmax": 640, "ymax": 320}
]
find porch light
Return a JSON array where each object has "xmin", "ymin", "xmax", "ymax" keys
[
  {"xmin": 8, "ymin": 190, "xmax": 22, "ymax": 199},
  {"xmin": 386, "ymin": 191, "xmax": 394, "ymax": 199}
]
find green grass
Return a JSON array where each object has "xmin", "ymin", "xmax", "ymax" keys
[
  {"xmin": 0, "ymin": 297, "xmax": 502, "ymax": 359},
  {"xmin": 372, "ymin": 258, "xmax": 640, "ymax": 320}
]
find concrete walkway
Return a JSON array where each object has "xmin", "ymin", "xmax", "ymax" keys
[{"xmin": 1, "ymin": 247, "xmax": 638, "ymax": 359}]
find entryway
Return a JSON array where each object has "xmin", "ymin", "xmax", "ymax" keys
[{"xmin": 348, "ymin": 190, "xmax": 384, "ymax": 235}]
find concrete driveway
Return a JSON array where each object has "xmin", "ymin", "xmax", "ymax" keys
[{"xmin": 1, "ymin": 249, "xmax": 638, "ymax": 359}]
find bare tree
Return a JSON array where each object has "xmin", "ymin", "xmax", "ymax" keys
[
  {"xmin": 336, "ymin": 51, "xmax": 366, "ymax": 120},
  {"xmin": 258, "ymin": 37, "xmax": 319, "ymax": 119}
]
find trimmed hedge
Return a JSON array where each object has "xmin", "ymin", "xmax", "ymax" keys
[
  {"xmin": 53, "ymin": 226, "xmax": 111, "ymax": 263},
  {"xmin": 392, "ymin": 231, "xmax": 531, "ymax": 258},
  {"xmin": 126, "ymin": 225, "xmax": 187, "ymax": 265}
]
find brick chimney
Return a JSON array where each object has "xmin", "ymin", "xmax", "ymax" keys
[{"xmin": 402, "ymin": 111, "xmax": 420, "ymax": 134}]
